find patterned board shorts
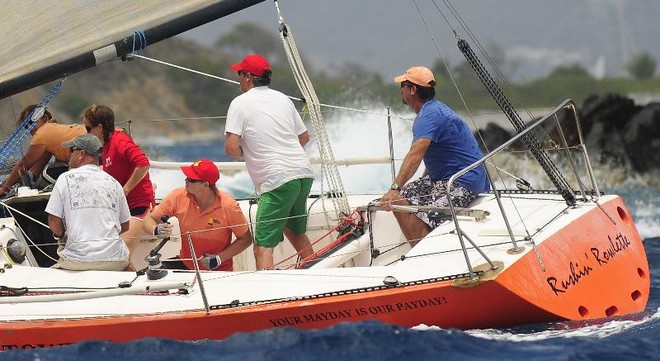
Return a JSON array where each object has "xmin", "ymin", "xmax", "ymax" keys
[{"xmin": 400, "ymin": 176, "xmax": 478, "ymax": 229}]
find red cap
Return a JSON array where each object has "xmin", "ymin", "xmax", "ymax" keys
[
  {"xmin": 230, "ymin": 54, "xmax": 271, "ymax": 77},
  {"xmin": 181, "ymin": 159, "xmax": 219, "ymax": 184}
]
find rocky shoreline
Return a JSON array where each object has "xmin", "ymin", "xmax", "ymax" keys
[{"xmin": 477, "ymin": 94, "xmax": 660, "ymax": 187}]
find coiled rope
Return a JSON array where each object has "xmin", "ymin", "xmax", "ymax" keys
[{"xmin": 274, "ymin": 1, "xmax": 350, "ymax": 218}]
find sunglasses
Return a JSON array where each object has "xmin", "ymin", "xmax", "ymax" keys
[
  {"xmin": 185, "ymin": 178, "xmax": 204, "ymax": 184},
  {"xmin": 400, "ymin": 82, "xmax": 415, "ymax": 88},
  {"xmin": 69, "ymin": 147, "xmax": 82, "ymax": 153}
]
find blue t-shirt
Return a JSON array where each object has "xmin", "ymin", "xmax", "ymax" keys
[{"xmin": 412, "ymin": 99, "xmax": 490, "ymax": 193}]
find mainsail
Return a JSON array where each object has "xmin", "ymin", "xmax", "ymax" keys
[{"xmin": 0, "ymin": 0, "xmax": 264, "ymax": 99}]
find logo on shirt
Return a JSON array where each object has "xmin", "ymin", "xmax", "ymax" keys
[
  {"xmin": 104, "ymin": 156, "xmax": 112, "ymax": 168},
  {"xmin": 208, "ymin": 217, "xmax": 221, "ymax": 226}
]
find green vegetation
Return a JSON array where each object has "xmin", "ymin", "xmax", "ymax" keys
[
  {"xmin": 626, "ymin": 52, "xmax": 657, "ymax": 80},
  {"xmin": 40, "ymin": 22, "xmax": 660, "ymax": 123}
]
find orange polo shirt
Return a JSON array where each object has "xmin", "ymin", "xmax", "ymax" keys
[
  {"xmin": 151, "ymin": 187, "xmax": 249, "ymax": 271},
  {"xmin": 31, "ymin": 123, "xmax": 87, "ymax": 162}
]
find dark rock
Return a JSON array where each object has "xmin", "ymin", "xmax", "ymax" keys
[
  {"xmin": 475, "ymin": 123, "xmax": 511, "ymax": 153},
  {"xmin": 579, "ymin": 94, "xmax": 640, "ymax": 136},
  {"xmin": 622, "ymin": 102, "xmax": 660, "ymax": 173},
  {"xmin": 584, "ymin": 121, "xmax": 633, "ymax": 173},
  {"xmin": 475, "ymin": 93, "xmax": 660, "ymax": 186}
]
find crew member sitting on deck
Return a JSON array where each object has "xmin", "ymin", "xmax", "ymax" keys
[
  {"xmin": 45, "ymin": 134, "xmax": 131, "ymax": 271},
  {"xmin": 142, "ymin": 159, "xmax": 252, "ymax": 271},
  {"xmin": 380, "ymin": 66, "xmax": 490, "ymax": 247}
]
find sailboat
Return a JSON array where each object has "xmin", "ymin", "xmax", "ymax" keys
[{"xmin": 0, "ymin": 0, "xmax": 650, "ymax": 349}]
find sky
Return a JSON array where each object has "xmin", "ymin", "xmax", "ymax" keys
[{"xmin": 179, "ymin": 0, "xmax": 660, "ymax": 81}]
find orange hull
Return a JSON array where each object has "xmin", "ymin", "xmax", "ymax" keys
[{"xmin": 0, "ymin": 197, "xmax": 648, "ymax": 349}]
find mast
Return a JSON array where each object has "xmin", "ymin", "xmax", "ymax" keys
[{"xmin": 0, "ymin": 0, "xmax": 265, "ymax": 99}]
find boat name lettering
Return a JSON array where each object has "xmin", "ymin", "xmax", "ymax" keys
[
  {"xmin": 266, "ymin": 297, "xmax": 447, "ymax": 327},
  {"xmin": 590, "ymin": 233, "xmax": 631, "ymax": 266},
  {"xmin": 546, "ymin": 260, "xmax": 593, "ymax": 296},
  {"xmin": 545, "ymin": 232, "xmax": 631, "ymax": 296}
]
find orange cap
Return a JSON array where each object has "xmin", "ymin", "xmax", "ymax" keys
[{"xmin": 394, "ymin": 66, "xmax": 436, "ymax": 87}]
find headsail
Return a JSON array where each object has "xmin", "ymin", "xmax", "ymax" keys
[{"xmin": 0, "ymin": 0, "xmax": 264, "ymax": 99}]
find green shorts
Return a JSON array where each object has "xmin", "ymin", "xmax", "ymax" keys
[{"xmin": 255, "ymin": 177, "xmax": 313, "ymax": 248}]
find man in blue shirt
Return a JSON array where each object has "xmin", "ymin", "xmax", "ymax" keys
[{"xmin": 381, "ymin": 66, "xmax": 490, "ymax": 246}]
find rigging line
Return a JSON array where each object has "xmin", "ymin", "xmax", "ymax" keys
[
  {"xmin": 0, "ymin": 201, "xmax": 49, "ymax": 231},
  {"xmin": 121, "ymin": 205, "xmax": 349, "ymax": 243},
  {"xmin": 0, "ymin": 80, "xmax": 64, "ymax": 170},
  {"xmin": 413, "ymin": 0, "xmax": 521, "ymax": 202},
  {"xmin": 416, "ymin": 1, "xmax": 536, "ymax": 234},
  {"xmin": 130, "ymin": 53, "xmax": 237, "ymax": 84},
  {"xmin": 277, "ymin": 5, "xmax": 350, "ymax": 216},
  {"xmin": 435, "ymin": 0, "xmax": 527, "ymax": 132},
  {"xmin": 423, "ymin": 0, "xmax": 530, "ymax": 201},
  {"xmin": 440, "ymin": 0, "xmax": 544, "ymax": 133},
  {"xmin": 0, "ymin": 205, "xmax": 58, "ymax": 263},
  {"xmin": 131, "ymin": 53, "xmax": 410, "ymax": 123},
  {"xmin": 117, "ymin": 116, "xmax": 227, "ymax": 124},
  {"xmin": 458, "ymin": 34, "xmax": 577, "ymax": 205},
  {"xmin": 412, "ymin": 0, "xmax": 488, "ymax": 149}
]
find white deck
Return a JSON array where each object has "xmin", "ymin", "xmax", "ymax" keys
[{"xmin": 0, "ymin": 191, "xmax": 607, "ymax": 321}]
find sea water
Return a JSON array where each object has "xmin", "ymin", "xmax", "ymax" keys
[{"xmin": 3, "ymin": 112, "xmax": 660, "ymax": 360}]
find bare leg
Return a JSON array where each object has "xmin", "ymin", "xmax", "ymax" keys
[
  {"xmin": 391, "ymin": 198, "xmax": 431, "ymax": 247},
  {"xmin": 284, "ymin": 228, "xmax": 313, "ymax": 259},
  {"xmin": 121, "ymin": 217, "xmax": 151, "ymax": 271},
  {"xmin": 253, "ymin": 245, "xmax": 274, "ymax": 270}
]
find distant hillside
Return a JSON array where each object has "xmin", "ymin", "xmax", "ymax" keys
[
  {"xmin": 3, "ymin": 18, "xmax": 660, "ymax": 146},
  {"xmin": 1, "ymin": 38, "xmax": 237, "ymax": 143},
  {"xmin": 1, "ymin": 29, "xmax": 398, "ymax": 144}
]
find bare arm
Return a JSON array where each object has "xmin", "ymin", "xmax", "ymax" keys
[
  {"xmin": 298, "ymin": 131, "xmax": 309, "ymax": 147},
  {"xmin": 380, "ymin": 138, "xmax": 431, "ymax": 211},
  {"xmin": 0, "ymin": 144, "xmax": 49, "ymax": 194},
  {"xmin": 224, "ymin": 132, "xmax": 243, "ymax": 158},
  {"xmin": 141, "ymin": 211, "xmax": 160, "ymax": 235},
  {"xmin": 217, "ymin": 229, "xmax": 253, "ymax": 263},
  {"xmin": 123, "ymin": 166, "xmax": 149, "ymax": 196},
  {"xmin": 48, "ymin": 214, "xmax": 66, "ymax": 238}
]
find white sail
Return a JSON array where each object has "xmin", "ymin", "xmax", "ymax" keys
[{"xmin": 0, "ymin": 0, "xmax": 263, "ymax": 98}]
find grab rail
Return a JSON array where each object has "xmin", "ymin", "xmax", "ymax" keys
[{"xmin": 447, "ymin": 99, "xmax": 593, "ymax": 278}]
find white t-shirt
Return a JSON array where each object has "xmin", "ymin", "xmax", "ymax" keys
[
  {"xmin": 45, "ymin": 164, "xmax": 130, "ymax": 263},
  {"xmin": 226, "ymin": 86, "xmax": 314, "ymax": 193}
]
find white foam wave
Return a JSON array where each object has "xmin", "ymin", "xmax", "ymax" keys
[
  {"xmin": 147, "ymin": 103, "xmax": 660, "ymax": 243},
  {"xmin": 412, "ymin": 307, "xmax": 660, "ymax": 341}
]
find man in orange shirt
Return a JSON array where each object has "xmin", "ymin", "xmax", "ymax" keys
[
  {"xmin": 142, "ymin": 159, "xmax": 252, "ymax": 271},
  {"xmin": 0, "ymin": 104, "xmax": 86, "ymax": 196}
]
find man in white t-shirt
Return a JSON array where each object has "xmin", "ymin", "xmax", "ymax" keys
[
  {"xmin": 225, "ymin": 54, "xmax": 315, "ymax": 270},
  {"xmin": 45, "ymin": 134, "xmax": 130, "ymax": 271}
]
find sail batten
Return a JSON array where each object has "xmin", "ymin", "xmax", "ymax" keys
[{"xmin": 0, "ymin": 0, "xmax": 265, "ymax": 99}]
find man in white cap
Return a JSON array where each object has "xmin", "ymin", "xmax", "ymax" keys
[
  {"xmin": 224, "ymin": 54, "xmax": 315, "ymax": 270},
  {"xmin": 381, "ymin": 66, "xmax": 490, "ymax": 247},
  {"xmin": 45, "ymin": 134, "xmax": 131, "ymax": 271}
]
